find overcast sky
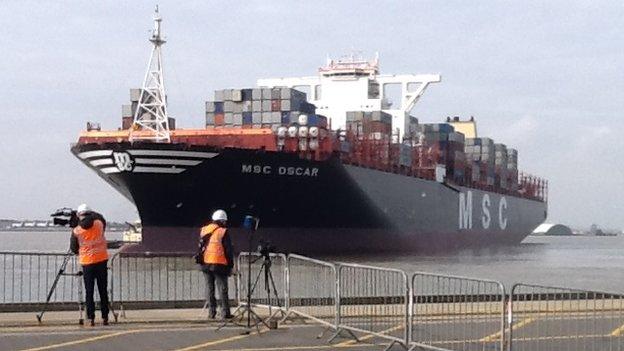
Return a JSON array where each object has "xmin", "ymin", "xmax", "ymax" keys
[{"xmin": 0, "ymin": 1, "xmax": 622, "ymax": 230}]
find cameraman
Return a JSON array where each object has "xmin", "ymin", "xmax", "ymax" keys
[
  {"xmin": 69, "ymin": 204, "xmax": 110, "ymax": 327},
  {"xmin": 198, "ymin": 209, "xmax": 234, "ymax": 320}
]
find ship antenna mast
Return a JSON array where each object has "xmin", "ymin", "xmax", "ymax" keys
[{"xmin": 129, "ymin": 5, "xmax": 171, "ymax": 143}]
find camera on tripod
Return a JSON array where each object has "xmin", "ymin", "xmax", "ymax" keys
[
  {"xmin": 51, "ymin": 208, "xmax": 79, "ymax": 228},
  {"xmin": 257, "ymin": 241, "xmax": 275, "ymax": 259}
]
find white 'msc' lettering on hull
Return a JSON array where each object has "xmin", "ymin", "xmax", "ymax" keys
[
  {"xmin": 459, "ymin": 191, "xmax": 508, "ymax": 230},
  {"xmin": 241, "ymin": 164, "xmax": 319, "ymax": 177}
]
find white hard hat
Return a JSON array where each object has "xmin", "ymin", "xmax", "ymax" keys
[
  {"xmin": 76, "ymin": 204, "xmax": 92, "ymax": 215},
  {"xmin": 212, "ymin": 209, "xmax": 228, "ymax": 222}
]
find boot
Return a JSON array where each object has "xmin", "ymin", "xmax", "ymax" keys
[{"xmin": 103, "ymin": 318, "xmax": 109, "ymax": 326}]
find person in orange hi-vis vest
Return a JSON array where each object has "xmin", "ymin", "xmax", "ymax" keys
[
  {"xmin": 70, "ymin": 204, "xmax": 110, "ymax": 327},
  {"xmin": 198, "ymin": 209, "xmax": 234, "ymax": 320}
]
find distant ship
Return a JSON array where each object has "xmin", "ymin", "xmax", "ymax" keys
[{"xmin": 71, "ymin": 9, "xmax": 547, "ymax": 254}]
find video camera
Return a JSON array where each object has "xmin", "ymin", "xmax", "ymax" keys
[
  {"xmin": 50, "ymin": 208, "xmax": 79, "ymax": 228},
  {"xmin": 257, "ymin": 240, "xmax": 275, "ymax": 258}
]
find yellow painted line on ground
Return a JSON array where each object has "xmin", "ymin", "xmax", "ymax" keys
[
  {"xmin": 171, "ymin": 328, "xmax": 270, "ymax": 351},
  {"xmin": 208, "ymin": 344, "xmax": 380, "ymax": 351},
  {"xmin": 18, "ymin": 329, "xmax": 145, "ymax": 351},
  {"xmin": 334, "ymin": 324, "xmax": 405, "ymax": 347},
  {"xmin": 480, "ymin": 317, "xmax": 535, "ymax": 342},
  {"xmin": 610, "ymin": 323, "xmax": 624, "ymax": 337}
]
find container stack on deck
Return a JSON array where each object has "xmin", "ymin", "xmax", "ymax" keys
[
  {"xmin": 205, "ymin": 88, "xmax": 319, "ymax": 130},
  {"xmin": 120, "ymin": 88, "xmax": 175, "ymax": 130},
  {"xmin": 416, "ymin": 124, "xmax": 466, "ymax": 183},
  {"xmin": 494, "ymin": 143, "xmax": 508, "ymax": 189},
  {"xmin": 465, "ymin": 137, "xmax": 495, "ymax": 186}
]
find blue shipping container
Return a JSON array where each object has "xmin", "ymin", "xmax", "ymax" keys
[
  {"xmin": 214, "ymin": 102, "xmax": 224, "ymax": 113},
  {"xmin": 242, "ymin": 112, "xmax": 253, "ymax": 125},
  {"xmin": 281, "ymin": 111, "xmax": 291, "ymax": 124}
]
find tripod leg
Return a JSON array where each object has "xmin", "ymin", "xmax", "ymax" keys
[
  {"xmin": 77, "ymin": 272, "xmax": 84, "ymax": 325},
  {"xmin": 36, "ymin": 253, "xmax": 71, "ymax": 323}
]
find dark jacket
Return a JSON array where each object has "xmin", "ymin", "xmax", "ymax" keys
[
  {"xmin": 200, "ymin": 223, "xmax": 234, "ymax": 275},
  {"xmin": 70, "ymin": 212, "xmax": 107, "ymax": 255}
]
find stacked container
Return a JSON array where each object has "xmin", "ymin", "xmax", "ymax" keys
[
  {"xmin": 205, "ymin": 87, "xmax": 318, "ymax": 129},
  {"xmin": 346, "ymin": 111, "xmax": 393, "ymax": 139},
  {"xmin": 465, "ymin": 137, "xmax": 495, "ymax": 185},
  {"xmin": 494, "ymin": 143, "xmax": 508, "ymax": 189},
  {"xmin": 507, "ymin": 148, "xmax": 519, "ymax": 191},
  {"xmin": 417, "ymin": 124, "xmax": 465, "ymax": 183},
  {"xmin": 120, "ymin": 88, "xmax": 175, "ymax": 130}
]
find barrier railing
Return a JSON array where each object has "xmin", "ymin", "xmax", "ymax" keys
[
  {"xmin": 410, "ymin": 272, "xmax": 506, "ymax": 351},
  {"xmin": 283, "ymin": 254, "xmax": 337, "ymax": 328},
  {"xmin": 0, "ymin": 252, "xmax": 82, "ymax": 311},
  {"xmin": 237, "ymin": 252, "xmax": 287, "ymax": 316},
  {"xmin": 335, "ymin": 263, "xmax": 410, "ymax": 349},
  {"xmin": 508, "ymin": 283, "xmax": 624, "ymax": 351},
  {"xmin": 109, "ymin": 252, "xmax": 237, "ymax": 313}
]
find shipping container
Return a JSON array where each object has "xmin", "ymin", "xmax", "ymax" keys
[
  {"xmin": 271, "ymin": 99, "xmax": 281, "ymax": 112},
  {"xmin": 214, "ymin": 102, "xmax": 224, "ymax": 114},
  {"xmin": 224, "ymin": 101, "xmax": 234, "ymax": 113},
  {"xmin": 232, "ymin": 89, "xmax": 242, "ymax": 102},
  {"xmin": 242, "ymin": 112, "xmax": 253, "ymax": 125},
  {"xmin": 214, "ymin": 89, "xmax": 225, "ymax": 102}
]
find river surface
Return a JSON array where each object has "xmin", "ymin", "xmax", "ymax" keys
[{"xmin": 1, "ymin": 231, "xmax": 622, "ymax": 292}]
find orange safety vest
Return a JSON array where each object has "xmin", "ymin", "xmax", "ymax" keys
[
  {"xmin": 200, "ymin": 223, "xmax": 228, "ymax": 265},
  {"xmin": 73, "ymin": 220, "xmax": 108, "ymax": 265}
]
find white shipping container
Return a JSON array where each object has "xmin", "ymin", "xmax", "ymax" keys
[
  {"xmin": 224, "ymin": 101, "xmax": 234, "ymax": 112},
  {"xmin": 214, "ymin": 90, "xmax": 225, "ymax": 102},
  {"xmin": 205, "ymin": 101, "xmax": 215, "ymax": 113},
  {"xmin": 224, "ymin": 113, "xmax": 233, "ymax": 124},
  {"xmin": 223, "ymin": 89, "xmax": 233, "ymax": 100},
  {"xmin": 242, "ymin": 101, "xmax": 252, "ymax": 112},
  {"xmin": 281, "ymin": 99, "xmax": 291, "ymax": 111},
  {"xmin": 261, "ymin": 100, "xmax": 271, "ymax": 112},
  {"xmin": 252, "ymin": 101, "xmax": 261, "ymax": 112},
  {"xmin": 252, "ymin": 112, "xmax": 262, "ymax": 124},
  {"xmin": 233, "ymin": 113, "xmax": 243, "ymax": 125},
  {"xmin": 252, "ymin": 89, "xmax": 262, "ymax": 100},
  {"xmin": 232, "ymin": 89, "xmax": 242, "ymax": 102},
  {"xmin": 261, "ymin": 112, "xmax": 272, "ymax": 123},
  {"xmin": 261, "ymin": 88, "xmax": 272, "ymax": 100},
  {"xmin": 271, "ymin": 112, "xmax": 281, "ymax": 124},
  {"xmin": 280, "ymin": 87, "xmax": 291, "ymax": 99},
  {"xmin": 233, "ymin": 102, "xmax": 242, "ymax": 113}
]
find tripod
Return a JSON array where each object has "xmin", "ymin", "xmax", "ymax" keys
[
  {"xmin": 36, "ymin": 250, "xmax": 84, "ymax": 325},
  {"xmin": 218, "ymin": 253, "xmax": 283, "ymax": 332}
]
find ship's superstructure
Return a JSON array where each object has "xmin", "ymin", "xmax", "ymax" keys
[
  {"xmin": 71, "ymin": 10, "xmax": 548, "ymax": 254},
  {"xmin": 258, "ymin": 53, "xmax": 441, "ymax": 141}
]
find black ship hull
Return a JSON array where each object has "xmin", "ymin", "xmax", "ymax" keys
[{"xmin": 72, "ymin": 143, "xmax": 547, "ymax": 255}]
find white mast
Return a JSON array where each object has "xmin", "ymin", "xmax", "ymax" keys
[{"xmin": 129, "ymin": 6, "xmax": 171, "ymax": 143}]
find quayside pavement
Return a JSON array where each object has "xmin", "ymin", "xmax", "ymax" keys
[{"xmin": 0, "ymin": 309, "xmax": 387, "ymax": 351}]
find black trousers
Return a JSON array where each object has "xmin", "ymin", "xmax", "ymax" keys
[
  {"xmin": 201, "ymin": 267, "xmax": 230, "ymax": 315},
  {"xmin": 82, "ymin": 260, "xmax": 109, "ymax": 320}
]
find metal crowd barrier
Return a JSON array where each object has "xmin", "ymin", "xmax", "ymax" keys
[
  {"xmin": 237, "ymin": 252, "xmax": 287, "ymax": 316},
  {"xmin": 335, "ymin": 263, "xmax": 410, "ymax": 349},
  {"xmin": 109, "ymin": 252, "xmax": 237, "ymax": 313},
  {"xmin": 0, "ymin": 252, "xmax": 82, "ymax": 311},
  {"xmin": 508, "ymin": 283, "xmax": 624, "ymax": 351},
  {"xmin": 410, "ymin": 272, "xmax": 506, "ymax": 351},
  {"xmin": 283, "ymin": 254, "xmax": 338, "ymax": 328}
]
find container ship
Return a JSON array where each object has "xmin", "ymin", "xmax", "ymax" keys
[{"xmin": 71, "ymin": 10, "xmax": 548, "ymax": 254}]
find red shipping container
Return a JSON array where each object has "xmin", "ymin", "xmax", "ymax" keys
[
  {"xmin": 271, "ymin": 99, "xmax": 281, "ymax": 112},
  {"xmin": 215, "ymin": 113, "xmax": 225, "ymax": 126}
]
